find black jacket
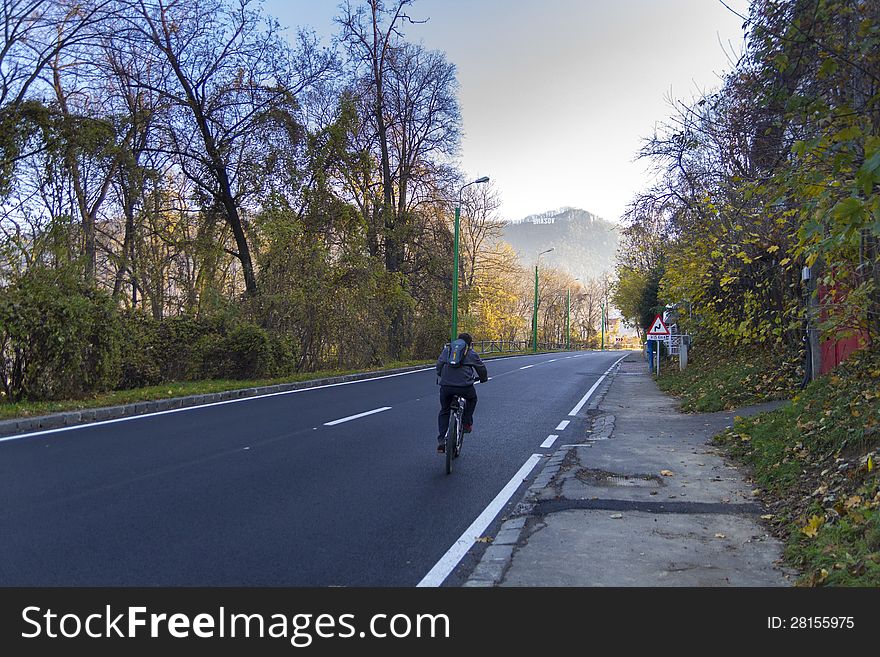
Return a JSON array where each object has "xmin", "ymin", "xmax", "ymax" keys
[{"xmin": 436, "ymin": 344, "xmax": 488, "ymax": 387}]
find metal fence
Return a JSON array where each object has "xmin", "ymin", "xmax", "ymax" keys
[
  {"xmin": 472, "ymin": 340, "xmax": 529, "ymax": 354},
  {"xmin": 647, "ymin": 334, "xmax": 688, "ymax": 356},
  {"xmin": 471, "ymin": 340, "xmax": 581, "ymax": 354}
]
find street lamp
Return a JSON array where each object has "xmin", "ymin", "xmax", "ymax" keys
[
  {"xmin": 567, "ymin": 278, "xmax": 581, "ymax": 351},
  {"xmin": 452, "ymin": 176, "xmax": 490, "ymax": 342},
  {"xmin": 533, "ymin": 247, "xmax": 554, "ymax": 353}
]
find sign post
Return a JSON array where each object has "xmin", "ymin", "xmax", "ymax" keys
[{"xmin": 646, "ymin": 314, "xmax": 670, "ymax": 375}]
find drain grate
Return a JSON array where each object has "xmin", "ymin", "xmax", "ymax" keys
[
  {"xmin": 605, "ymin": 475, "xmax": 659, "ymax": 488},
  {"xmin": 576, "ymin": 468, "xmax": 663, "ymax": 488}
]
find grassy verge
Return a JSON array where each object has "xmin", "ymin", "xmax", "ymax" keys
[
  {"xmin": 715, "ymin": 348, "xmax": 880, "ymax": 586},
  {"xmin": 656, "ymin": 346, "xmax": 801, "ymax": 412},
  {"xmin": 0, "ymin": 348, "xmax": 544, "ymax": 421}
]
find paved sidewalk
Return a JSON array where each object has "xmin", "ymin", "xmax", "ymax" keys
[{"xmin": 465, "ymin": 352, "xmax": 794, "ymax": 587}]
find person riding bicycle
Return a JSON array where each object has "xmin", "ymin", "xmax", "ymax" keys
[{"xmin": 435, "ymin": 332, "xmax": 488, "ymax": 453}]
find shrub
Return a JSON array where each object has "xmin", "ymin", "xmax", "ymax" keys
[
  {"xmin": 118, "ymin": 311, "xmax": 162, "ymax": 389},
  {"xmin": 0, "ymin": 267, "xmax": 122, "ymax": 400},
  {"xmin": 223, "ymin": 323, "xmax": 273, "ymax": 379}
]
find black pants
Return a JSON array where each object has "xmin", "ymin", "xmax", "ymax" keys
[{"xmin": 438, "ymin": 385, "xmax": 478, "ymax": 440}]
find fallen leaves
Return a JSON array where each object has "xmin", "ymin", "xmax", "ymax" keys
[
  {"xmin": 843, "ymin": 495, "xmax": 862, "ymax": 510},
  {"xmin": 802, "ymin": 514, "xmax": 825, "ymax": 538},
  {"xmin": 660, "ymin": 470, "xmax": 674, "ymax": 477}
]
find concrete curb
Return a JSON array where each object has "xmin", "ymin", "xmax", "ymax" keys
[
  {"xmin": 463, "ymin": 359, "xmax": 625, "ymax": 587},
  {"xmin": 0, "ymin": 349, "xmax": 564, "ymax": 439}
]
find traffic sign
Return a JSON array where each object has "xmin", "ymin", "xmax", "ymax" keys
[{"xmin": 647, "ymin": 314, "xmax": 670, "ymax": 336}]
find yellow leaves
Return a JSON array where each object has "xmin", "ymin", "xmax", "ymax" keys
[
  {"xmin": 660, "ymin": 470, "xmax": 675, "ymax": 477},
  {"xmin": 869, "ymin": 455, "xmax": 874, "ymax": 473},
  {"xmin": 802, "ymin": 514, "xmax": 825, "ymax": 538},
  {"xmin": 778, "ymin": 257, "xmax": 791, "ymax": 266},
  {"xmin": 766, "ymin": 245, "xmax": 780, "ymax": 253},
  {"xmin": 844, "ymin": 495, "xmax": 862, "ymax": 511}
]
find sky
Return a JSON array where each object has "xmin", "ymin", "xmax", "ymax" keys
[{"xmin": 264, "ymin": 0, "xmax": 750, "ymax": 223}]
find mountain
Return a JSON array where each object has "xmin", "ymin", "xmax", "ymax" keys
[{"xmin": 501, "ymin": 207, "xmax": 618, "ymax": 281}]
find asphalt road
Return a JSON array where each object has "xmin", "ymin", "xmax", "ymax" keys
[{"xmin": 0, "ymin": 350, "xmax": 625, "ymax": 586}]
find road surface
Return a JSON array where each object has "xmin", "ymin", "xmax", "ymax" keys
[{"xmin": 0, "ymin": 350, "xmax": 625, "ymax": 586}]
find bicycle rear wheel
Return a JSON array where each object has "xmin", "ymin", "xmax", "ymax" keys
[
  {"xmin": 454, "ymin": 398, "xmax": 465, "ymax": 458},
  {"xmin": 445, "ymin": 412, "xmax": 456, "ymax": 474}
]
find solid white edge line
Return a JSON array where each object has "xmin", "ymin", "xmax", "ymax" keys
[
  {"xmin": 555, "ymin": 420, "xmax": 570, "ymax": 431},
  {"xmin": 417, "ymin": 454, "xmax": 543, "ymax": 587},
  {"xmin": 323, "ymin": 407, "xmax": 391, "ymax": 426},
  {"xmin": 540, "ymin": 434, "xmax": 559, "ymax": 449},
  {"xmin": 567, "ymin": 355, "xmax": 628, "ymax": 417}
]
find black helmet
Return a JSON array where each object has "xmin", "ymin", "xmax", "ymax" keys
[{"xmin": 457, "ymin": 332, "xmax": 473, "ymax": 346}]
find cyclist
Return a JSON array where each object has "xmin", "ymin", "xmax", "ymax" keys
[{"xmin": 435, "ymin": 332, "xmax": 488, "ymax": 453}]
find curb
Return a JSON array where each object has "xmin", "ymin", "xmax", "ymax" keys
[
  {"xmin": 0, "ymin": 349, "xmax": 568, "ymax": 439},
  {"xmin": 463, "ymin": 360, "xmax": 623, "ymax": 587}
]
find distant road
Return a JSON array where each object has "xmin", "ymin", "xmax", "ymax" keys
[{"xmin": 0, "ymin": 350, "xmax": 625, "ymax": 586}]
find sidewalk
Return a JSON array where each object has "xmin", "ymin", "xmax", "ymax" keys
[{"xmin": 465, "ymin": 352, "xmax": 795, "ymax": 587}]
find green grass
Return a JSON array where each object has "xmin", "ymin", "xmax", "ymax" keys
[
  {"xmin": 656, "ymin": 346, "xmax": 801, "ymax": 412},
  {"xmin": 714, "ymin": 347, "xmax": 880, "ymax": 586},
  {"xmin": 785, "ymin": 507, "xmax": 880, "ymax": 586},
  {"xmin": 0, "ymin": 348, "xmax": 546, "ymax": 421}
]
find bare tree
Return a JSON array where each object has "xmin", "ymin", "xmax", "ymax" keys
[
  {"xmin": 0, "ymin": 0, "xmax": 111, "ymax": 106},
  {"xmin": 336, "ymin": 0, "xmax": 416, "ymax": 271},
  {"xmin": 116, "ymin": 0, "xmax": 329, "ymax": 296}
]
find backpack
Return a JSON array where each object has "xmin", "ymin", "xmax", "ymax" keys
[{"xmin": 447, "ymin": 339, "xmax": 469, "ymax": 367}]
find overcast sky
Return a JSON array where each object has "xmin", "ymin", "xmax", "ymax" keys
[{"xmin": 264, "ymin": 0, "xmax": 749, "ymax": 223}]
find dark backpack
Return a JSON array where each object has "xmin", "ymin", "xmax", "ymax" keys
[{"xmin": 447, "ymin": 339, "xmax": 469, "ymax": 367}]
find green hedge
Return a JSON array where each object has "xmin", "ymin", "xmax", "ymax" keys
[
  {"xmin": 1, "ymin": 269, "xmax": 298, "ymax": 401},
  {"xmin": 0, "ymin": 267, "xmax": 122, "ymax": 401}
]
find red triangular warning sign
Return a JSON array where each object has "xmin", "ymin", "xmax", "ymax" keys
[{"xmin": 646, "ymin": 314, "xmax": 670, "ymax": 336}]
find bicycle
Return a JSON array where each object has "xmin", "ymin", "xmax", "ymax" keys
[{"xmin": 444, "ymin": 394, "xmax": 467, "ymax": 475}]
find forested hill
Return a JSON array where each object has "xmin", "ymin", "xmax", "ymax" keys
[{"xmin": 502, "ymin": 207, "xmax": 618, "ymax": 280}]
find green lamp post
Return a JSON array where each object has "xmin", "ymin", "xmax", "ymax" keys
[
  {"xmin": 567, "ymin": 278, "xmax": 580, "ymax": 351},
  {"xmin": 532, "ymin": 248, "xmax": 554, "ymax": 352}
]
